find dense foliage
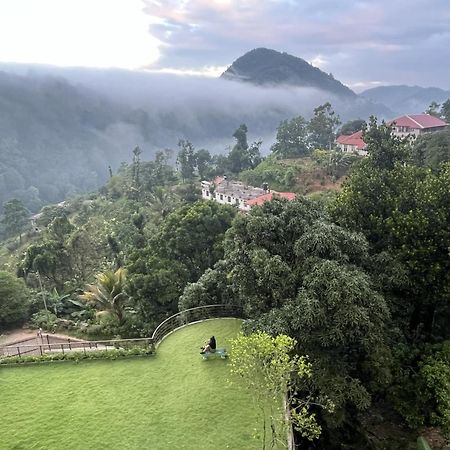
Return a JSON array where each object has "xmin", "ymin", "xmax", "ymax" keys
[
  {"xmin": 1, "ymin": 105, "xmax": 450, "ymax": 448},
  {"xmin": 0, "ymin": 270, "xmax": 30, "ymax": 328}
]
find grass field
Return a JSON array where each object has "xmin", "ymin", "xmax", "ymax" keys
[{"xmin": 0, "ymin": 319, "xmax": 266, "ymax": 450}]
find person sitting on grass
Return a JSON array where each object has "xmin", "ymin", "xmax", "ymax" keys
[{"xmin": 200, "ymin": 336, "xmax": 216, "ymax": 354}]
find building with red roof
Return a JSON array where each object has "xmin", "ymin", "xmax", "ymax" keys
[
  {"xmin": 201, "ymin": 178, "xmax": 296, "ymax": 211},
  {"xmin": 335, "ymin": 130, "xmax": 367, "ymax": 155},
  {"xmin": 388, "ymin": 114, "xmax": 448, "ymax": 139},
  {"xmin": 246, "ymin": 192, "xmax": 296, "ymax": 207}
]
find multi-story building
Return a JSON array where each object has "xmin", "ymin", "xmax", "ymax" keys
[
  {"xmin": 388, "ymin": 114, "xmax": 448, "ymax": 139},
  {"xmin": 336, "ymin": 113, "xmax": 448, "ymax": 154}
]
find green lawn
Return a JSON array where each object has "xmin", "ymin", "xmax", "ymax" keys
[{"xmin": 0, "ymin": 319, "xmax": 266, "ymax": 450}]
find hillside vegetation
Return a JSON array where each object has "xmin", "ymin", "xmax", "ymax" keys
[{"xmin": 2, "ymin": 114, "xmax": 450, "ymax": 448}]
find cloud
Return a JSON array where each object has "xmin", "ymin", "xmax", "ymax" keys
[
  {"xmin": 0, "ymin": 0, "xmax": 160, "ymax": 69},
  {"xmin": 143, "ymin": 0, "xmax": 450, "ymax": 89}
]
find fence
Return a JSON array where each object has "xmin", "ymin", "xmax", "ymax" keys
[
  {"xmin": 151, "ymin": 304, "xmax": 244, "ymax": 346},
  {"xmin": 0, "ymin": 336, "xmax": 154, "ymax": 357},
  {"xmin": 0, "ymin": 304, "xmax": 243, "ymax": 358}
]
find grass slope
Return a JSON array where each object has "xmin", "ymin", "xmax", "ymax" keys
[{"xmin": 0, "ymin": 319, "xmax": 264, "ymax": 450}]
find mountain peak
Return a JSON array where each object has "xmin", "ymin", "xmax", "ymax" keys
[{"xmin": 221, "ymin": 48, "xmax": 356, "ymax": 98}]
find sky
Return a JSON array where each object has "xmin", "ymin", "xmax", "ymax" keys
[{"xmin": 0, "ymin": 0, "xmax": 449, "ymax": 91}]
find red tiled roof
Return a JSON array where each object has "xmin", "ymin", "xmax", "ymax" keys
[
  {"xmin": 213, "ymin": 176, "xmax": 225, "ymax": 185},
  {"xmin": 388, "ymin": 114, "xmax": 448, "ymax": 129},
  {"xmin": 336, "ymin": 130, "xmax": 366, "ymax": 150},
  {"xmin": 246, "ymin": 192, "xmax": 296, "ymax": 207}
]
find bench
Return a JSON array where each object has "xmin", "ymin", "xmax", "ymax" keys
[{"xmin": 201, "ymin": 348, "xmax": 228, "ymax": 360}]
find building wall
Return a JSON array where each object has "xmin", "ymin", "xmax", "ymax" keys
[
  {"xmin": 337, "ymin": 142, "xmax": 367, "ymax": 156},
  {"xmin": 201, "ymin": 187, "xmax": 249, "ymax": 211}
]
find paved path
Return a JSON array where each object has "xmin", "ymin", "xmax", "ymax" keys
[{"xmin": 0, "ymin": 328, "xmax": 86, "ymax": 356}]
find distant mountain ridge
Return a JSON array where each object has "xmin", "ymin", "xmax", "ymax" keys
[
  {"xmin": 221, "ymin": 48, "xmax": 357, "ymax": 99},
  {"xmin": 360, "ymin": 85, "xmax": 450, "ymax": 116}
]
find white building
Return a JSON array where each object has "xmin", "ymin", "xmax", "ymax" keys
[{"xmin": 201, "ymin": 177, "xmax": 296, "ymax": 212}]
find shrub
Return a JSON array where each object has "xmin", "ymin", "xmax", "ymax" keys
[
  {"xmin": 31, "ymin": 310, "xmax": 58, "ymax": 331},
  {"xmin": 0, "ymin": 271, "xmax": 30, "ymax": 328},
  {"xmin": 0, "ymin": 346, "xmax": 154, "ymax": 366}
]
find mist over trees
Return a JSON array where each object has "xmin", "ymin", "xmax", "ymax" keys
[{"xmin": 0, "ymin": 65, "xmax": 393, "ymax": 211}]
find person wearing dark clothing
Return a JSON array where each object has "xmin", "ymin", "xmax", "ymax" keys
[{"xmin": 200, "ymin": 336, "xmax": 216, "ymax": 354}]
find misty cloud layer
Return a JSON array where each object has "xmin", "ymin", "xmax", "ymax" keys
[{"xmin": 1, "ymin": 65, "xmax": 389, "ymax": 156}]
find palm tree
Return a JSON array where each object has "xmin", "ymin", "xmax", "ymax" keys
[
  {"xmin": 327, "ymin": 150, "xmax": 354, "ymax": 177},
  {"xmin": 80, "ymin": 268, "xmax": 128, "ymax": 324},
  {"xmin": 147, "ymin": 187, "xmax": 175, "ymax": 219}
]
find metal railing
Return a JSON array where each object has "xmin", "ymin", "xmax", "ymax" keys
[
  {"xmin": 0, "ymin": 336, "xmax": 154, "ymax": 358},
  {"xmin": 151, "ymin": 304, "xmax": 244, "ymax": 346},
  {"xmin": 0, "ymin": 304, "xmax": 243, "ymax": 358}
]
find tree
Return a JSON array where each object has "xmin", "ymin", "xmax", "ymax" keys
[
  {"xmin": 152, "ymin": 201, "xmax": 236, "ymax": 281},
  {"xmin": 132, "ymin": 145, "xmax": 142, "ymax": 189},
  {"xmin": 425, "ymin": 101, "xmax": 441, "ymax": 118},
  {"xmin": 182, "ymin": 198, "xmax": 389, "ymax": 428},
  {"xmin": 0, "ymin": 271, "xmax": 30, "ymax": 329},
  {"xmin": 194, "ymin": 149, "xmax": 212, "ymax": 180},
  {"xmin": 333, "ymin": 122, "xmax": 450, "ymax": 341},
  {"xmin": 127, "ymin": 201, "xmax": 236, "ymax": 325},
  {"xmin": 147, "ymin": 186, "xmax": 175, "ymax": 220},
  {"xmin": 1, "ymin": 198, "xmax": 30, "ymax": 242},
  {"xmin": 308, "ymin": 102, "xmax": 341, "ymax": 150},
  {"xmin": 441, "ymin": 99, "xmax": 450, "ymax": 123},
  {"xmin": 412, "ymin": 128, "xmax": 450, "ymax": 168},
  {"xmin": 227, "ymin": 124, "xmax": 262, "ymax": 173},
  {"xmin": 48, "ymin": 215, "xmax": 74, "ymax": 242},
  {"xmin": 325, "ymin": 150, "xmax": 355, "ymax": 177},
  {"xmin": 80, "ymin": 267, "xmax": 128, "ymax": 324},
  {"xmin": 230, "ymin": 332, "xmax": 323, "ymax": 448},
  {"xmin": 363, "ymin": 116, "xmax": 409, "ymax": 170},
  {"xmin": 271, "ymin": 116, "xmax": 310, "ymax": 158},
  {"xmin": 337, "ymin": 119, "xmax": 366, "ymax": 136},
  {"xmin": 177, "ymin": 140, "xmax": 196, "ymax": 181}
]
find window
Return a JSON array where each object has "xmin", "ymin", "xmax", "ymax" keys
[
  {"xmin": 206, "ymin": 191, "xmax": 209, "ymax": 196},
  {"xmin": 227, "ymin": 196, "xmax": 231, "ymax": 202},
  {"xmin": 220, "ymin": 194, "xmax": 223, "ymax": 200}
]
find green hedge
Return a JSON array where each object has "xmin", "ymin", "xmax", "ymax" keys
[{"xmin": 0, "ymin": 346, "xmax": 154, "ymax": 366}]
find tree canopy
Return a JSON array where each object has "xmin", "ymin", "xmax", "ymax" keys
[{"xmin": 0, "ymin": 271, "xmax": 30, "ymax": 329}]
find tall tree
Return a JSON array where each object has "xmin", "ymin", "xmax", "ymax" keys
[
  {"xmin": 363, "ymin": 116, "xmax": 409, "ymax": 170},
  {"xmin": 177, "ymin": 140, "xmax": 196, "ymax": 181},
  {"xmin": 182, "ymin": 198, "xmax": 389, "ymax": 426},
  {"xmin": 228, "ymin": 124, "xmax": 262, "ymax": 173},
  {"xmin": 1, "ymin": 198, "xmax": 30, "ymax": 242},
  {"xmin": 308, "ymin": 102, "xmax": 341, "ymax": 150},
  {"xmin": 80, "ymin": 267, "xmax": 128, "ymax": 324},
  {"xmin": 0, "ymin": 271, "xmax": 30, "ymax": 329},
  {"xmin": 441, "ymin": 98, "xmax": 450, "ymax": 123},
  {"xmin": 271, "ymin": 116, "xmax": 310, "ymax": 158},
  {"xmin": 127, "ymin": 201, "xmax": 236, "ymax": 325},
  {"xmin": 333, "ymin": 121, "xmax": 450, "ymax": 341},
  {"xmin": 425, "ymin": 101, "xmax": 441, "ymax": 118},
  {"xmin": 194, "ymin": 149, "xmax": 212, "ymax": 180},
  {"xmin": 412, "ymin": 128, "xmax": 450, "ymax": 168}
]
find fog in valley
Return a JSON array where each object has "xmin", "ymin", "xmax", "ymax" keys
[{"xmin": 0, "ymin": 63, "xmax": 390, "ymax": 211}]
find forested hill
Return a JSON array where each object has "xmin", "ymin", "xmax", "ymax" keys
[
  {"xmin": 0, "ymin": 71, "xmax": 152, "ymax": 212},
  {"xmin": 221, "ymin": 48, "xmax": 357, "ymax": 98}
]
